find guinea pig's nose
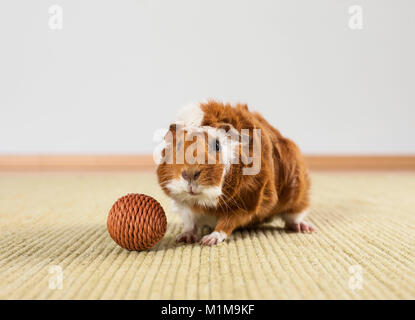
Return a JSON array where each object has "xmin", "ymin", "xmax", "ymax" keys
[{"xmin": 182, "ymin": 169, "xmax": 201, "ymax": 182}]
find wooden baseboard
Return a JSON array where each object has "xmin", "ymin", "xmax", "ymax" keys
[
  {"xmin": 0, "ymin": 155, "xmax": 155, "ymax": 171},
  {"xmin": 305, "ymin": 155, "xmax": 415, "ymax": 171},
  {"xmin": 0, "ymin": 155, "xmax": 414, "ymax": 171}
]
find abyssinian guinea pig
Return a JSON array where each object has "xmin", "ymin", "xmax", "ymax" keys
[{"xmin": 156, "ymin": 100, "xmax": 313, "ymax": 246}]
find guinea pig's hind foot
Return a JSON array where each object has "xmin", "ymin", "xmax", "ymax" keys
[
  {"xmin": 286, "ymin": 221, "xmax": 315, "ymax": 233},
  {"xmin": 176, "ymin": 231, "xmax": 199, "ymax": 243},
  {"xmin": 200, "ymin": 231, "xmax": 227, "ymax": 246}
]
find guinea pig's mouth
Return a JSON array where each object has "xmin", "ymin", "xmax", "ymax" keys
[
  {"xmin": 187, "ymin": 186, "xmax": 201, "ymax": 196},
  {"xmin": 165, "ymin": 179, "xmax": 222, "ymax": 207}
]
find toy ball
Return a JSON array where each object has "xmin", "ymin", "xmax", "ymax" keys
[{"xmin": 107, "ymin": 193, "xmax": 167, "ymax": 251}]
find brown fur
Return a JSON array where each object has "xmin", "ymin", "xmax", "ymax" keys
[{"xmin": 157, "ymin": 100, "xmax": 310, "ymax": 237}]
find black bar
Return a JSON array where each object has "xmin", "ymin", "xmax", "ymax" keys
[{"xmin": 0, "ymin": 300, "xmax": 412, "ymax": 319}]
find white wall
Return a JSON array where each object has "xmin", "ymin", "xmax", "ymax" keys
[{"xmin": 0, "ymin": 0, "xmax": 414, "ymax": 155}]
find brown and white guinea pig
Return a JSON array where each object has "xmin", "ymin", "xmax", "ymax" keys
[{"xmin": 156, "ymin": 100, "xmax": 313, "ymax": 246}]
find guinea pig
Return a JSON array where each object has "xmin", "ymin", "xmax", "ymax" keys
[{"xmin": 156, "ymin": 100, "xmax": 313, "ymax": 246}]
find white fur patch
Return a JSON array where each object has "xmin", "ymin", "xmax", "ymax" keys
[
  {"xmin": 282, "ymin": 210, "xmax": 308, "ymax": 224},
  {"xmin": 176, "ymin": 102, "xmax": 204, "ymax": 127},
  {"xmin": 200, "ymin": 231, "xmax": 227, "ymax": 245},
  {"xmin": 166, "ymin": 178, "xmax": 222, "ymax": 208},
  {"xmin": 171, "ymin": 200, "xmax": 196, "ymax": 232}
]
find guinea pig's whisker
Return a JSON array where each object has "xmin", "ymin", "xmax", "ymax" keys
[
  {"xmin": 218, "ymin": 198, "xmax": 230, "ymax": 213},
  {"xmin": 222, "ymin": 179, "xmax": 247, "ymax": 210},
  {"xmin": 221, "ymin": 188, "xmax": 247, "ymax": 213},
  {"xmin": 219, "ymin": 192, "xmax": 239, "ymax": 213}
]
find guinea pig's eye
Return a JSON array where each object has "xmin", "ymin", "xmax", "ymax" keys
[{"xmin": 215, "ymin": 139, "xmax": 220, "ymax": 152}]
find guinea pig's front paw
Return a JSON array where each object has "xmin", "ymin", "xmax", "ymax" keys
[
  {"xmin": 200, "ymin": 231, "xmax": 227, "ymax": 246},
  {"xmin": 176, "ymin": 231, "xmax": 199, "ymax": 243},
  {"xmin": 286, "ymin": 221, "xmax": 315, "ymax": 233}
]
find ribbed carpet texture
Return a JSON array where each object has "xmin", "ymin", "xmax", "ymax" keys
[{"xmin": 0, "ymin": 172, "xmax": 414, "ymax": 299}]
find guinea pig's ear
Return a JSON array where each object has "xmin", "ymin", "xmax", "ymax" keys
[
  {"xmin": 168, "ymin": 121, "xmax": 185, "ymax": 133},
  {"xmin": 162, "ymin": 123, "xmax": 178, "ymax": 144},
  {"xmin": 219, "ymin": 123, "xmax": 232, "ymax": 132},
  {"xmin": 168, "ymin": 123, "xmax": 177, "ymax": 133}
]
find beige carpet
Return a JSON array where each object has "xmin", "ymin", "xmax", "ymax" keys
[{"xmin": 0, "ymin": 171, "xmax": 414, "ymax": 299}]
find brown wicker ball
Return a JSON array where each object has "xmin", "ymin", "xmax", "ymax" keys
[{"xmin": 107, "ymin": 193, "xmax": 167, "ymax": 251}]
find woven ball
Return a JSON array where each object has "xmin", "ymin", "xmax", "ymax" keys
[{"xmin": 107, "ymin": 193, "xmax": 167, "ymax": 251}]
